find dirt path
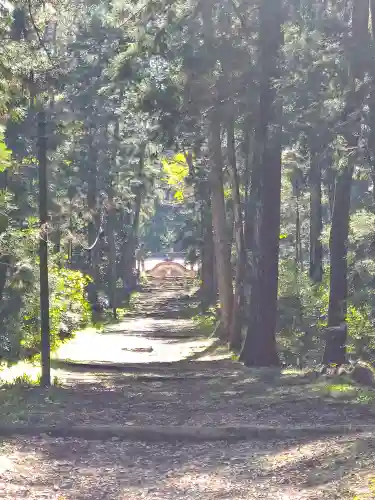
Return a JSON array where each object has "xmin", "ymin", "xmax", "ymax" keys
[{"xmin": 1, "ymin": 278, "xmax": 375, "ymax": 499}]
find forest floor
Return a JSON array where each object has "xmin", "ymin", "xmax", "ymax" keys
[{"xmin": 1, "ymin": 278, "xmax": 375, "ymax": 499}]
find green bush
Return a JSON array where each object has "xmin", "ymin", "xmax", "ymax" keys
[
  {"xmin": 277, "ymin": 260, "xmax": 329, "ymax": 365},
  {"xmin": 346, "ymin": 305, "xmax": 375, "ymax": 361},
  {"xmin": 278, "ymin": 258, "xmax": 375, "ymax": 366},
  {"xmin": 20, "ymin": 264, "xmax": 90, "ymax": 356}
]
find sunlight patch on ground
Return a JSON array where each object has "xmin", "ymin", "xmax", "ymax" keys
[
  {"xmin": 309, "ymin": 379, "xmax": 375, "ymax": 404},
  {"xmin": 324, "ymin": 383, "xmax": 358, "ymax": 398},
  {"xmin": 263, "ymin": 434, "xmax": 375, "ymax": 497},
  {"xmin": 0, "ymin": 456, "xmax": 14, "ymax": 474},
  {"xmin": 264, "ymin": 436, "xmax": 353, "ymax": 468},
  {"xmin": 0, "ymin": 361, "xmax": 63, "ymax": 385},
  {"xmin": 55, "ymin": 320, "xmax": 215, "ymax": 365},
  {"xmin": 350, "ymin": 474, "xmax": 375, "ymax": 499},
  {"xmin": 0, "ymin": 360, "xmax": 104, "ymax": 385},
  {"xmin": 0, "ymin": 361, "xmax": 40, "ymax": 384},
  {"xmin": 167, "ymin": 472, "xmax": 235, "ymax": 493},
  {"xmin": 196, "ymin": 345, "xmax": 233, "ymax": 361}
]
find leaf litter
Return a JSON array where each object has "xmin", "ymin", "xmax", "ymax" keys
[{"xmin": 1, "ymin": 280, "xmax": 375, "ymax": 499}]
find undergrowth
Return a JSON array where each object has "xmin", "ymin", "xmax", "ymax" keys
[
  {"xmin": 192, "ymin": 306, "xmax": 217, "ymax": 335},
  {"xmin": 313, "ymin": 376, "xmax": 375, "ymax": 404},
  {"xmin": 0, "ymin": 369, "xmax": 62, "ymax": 388}
]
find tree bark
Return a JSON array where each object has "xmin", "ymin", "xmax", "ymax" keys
[
  {"xmin": 120, "ymin": 148, "xmax": 144, "ymax": 292},
  {"xmin": 326, "ymin": 163, "xmax": 336, "ymax": 218},
  {"xmin": 323, "ymin": 0, "xmax": 369, "ymax": 365},
  {"xmin": 309, "ymin": 150, "xmax": 323, "ymax": 283},
  {"xmin": 240, "ymin": 0, "xmax": 282, "ymax": 367},
  {"xmin": 37, "ymin": 108, "xmax": 51, "ymax": 387},
  {"xmin": 208, "ymin": 113, "xmax": 233, "ymax": 337},
  {"xmin": 183, "ymin": 148, "xmax": 217, "ymax": 308},
  {"xmin": 107, "ymin": 180, "xmax": 117, "ymax": 319},
  {"xmin": 87, "ymin": 125, "xmax": 99, "ymax": 309},
  {"xmin": 323, "ymin": 163, "xmax": 353, "ymax": 365},
  {"xmin": 295, "ymin": 195, "xmax": 303, "ymax": 270},
  {"xmin": 0, "ymin": 172, "xmax": 9, "ymax": 307},
  {"xmin": 243, "ymin": 121, "xmax": 255, "ymax": 253},
  {"xmin": 128, "ymin": 147, "xmax": 145, "ymax": 289},
  {"xmin": 131, "ymin": 146, "xmax": 145, "ymax": 265},
  {"xmin": 200, "ymin": 193, "xmax": 217, "ymax": 310},
  {"xmin": 242, "ymin": 119, "xmax": 255, "ymax": 321},
  {"xmin": 227, "ymin": 120, "xmax": 245, "ymax": 350},
  {"xmin": 183, "ymin": 148, "xmax": 217, "ymax": 307},
  {"xmin": 107, "ymin": 119, "xmax": 121, "ymax": 318}
]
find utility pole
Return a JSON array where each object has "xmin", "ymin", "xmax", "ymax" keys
[{"xmin": 37, "ymin": 106, "xmax": 51, "ymax": 387}]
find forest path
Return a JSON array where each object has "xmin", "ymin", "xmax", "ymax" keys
[
  {"xmin": 53, "ymin": 277, "xmax": 220, "ymax": 373},
  {"xmin": 1, "ymin": 279, "xmax": 375, "ymax": 498}
]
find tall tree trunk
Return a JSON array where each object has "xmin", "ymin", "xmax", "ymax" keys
[
  {"xmin": 326, "ymin": 163, "xmax": 336, "ymax": 217},
  {"xmin": 323, "ymin": 100, "xmax": 366, "ymax": 365},
  {"xmin": 323, "ymin": 163, "xmax": 354, "ymax": 365},
  {"xmin": 184, "ymin": 150, "xmax": 217, "ymax": 309},
  {"xmin": 240, "ymin": 0, "xmax": 282, "ymax": 367},
  {"xmin": 242, "ymin": 119, "xmax": 255, "ymax": 320},
  {"xmin": 208, "ymin": 112, "xmax": 234, "ymax": 337},
  {"xmin": 323, "ymin": 0, "xmax": 369, "ymax": 365},
  {"xmin": 0, "ymin": 171, "xmax": 9, "ymax": 306},
  {"xmin": 309, "ymin": 149, "xmax": 323, "ymax": 283},
  {"xmin": 227, "ymin": 120, "xmax": 245, "ymax": 349},
  {"xmin": 120, "ymin": 145, "xmax": 144, "ymax": 292},
  {"xmin": 200, "ymin": 0, "xmax": 233, "ymax": 335},
  {"xmin": 107, "ymin": 120, "xmax": 121, "ymax": 318},
  {"xmin": 107, "ymin": 181, "xmax": 117, "ymax": 318},
  {"xmin": 199, "ymin": 192, "xmax": 217, "ymax": 310},
  {"xmin": 243, "ymin": 121, "xmax": 254, "ymax": 252},
  {"xmin": 87, "ymin": 126, "xmax": 99, "ymax": 309},
  {"xmin": 38, "ymin": 108, "xmax": 51, "ymax": 387},
  {"xmin": 124, "ymin": 147, "xmax": 145, "ymax": 290},
  {"xmin": 119, "ymin": 206, "xmax": 131, "ymax": 290},
  {"xmin": 295, "ymin": 195, "xmax": 303, "ymax": 270},
  {"xmin": 131, "ymin": 146, "xmax": 145, "ymax": 269}
]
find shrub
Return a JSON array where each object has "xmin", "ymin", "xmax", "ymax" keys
[{"xmin": 20, "ymin": 264, "xmax": 90, "ymax": 357}]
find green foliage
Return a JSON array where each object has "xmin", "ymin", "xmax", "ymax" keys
[
  {"xmin": 193, "ymin": 307, "xmax": 217, "ymax": 336},
  {"xmin": 50, "ymin": 266, "xmax": 91, "ymax": 345},
  {"xmin": 323, "ymin": 383, "xmax": 358, "ymax": 399},
  {"xmin": 277, "ymin": 260, "xmax": 329, "ymax": 365},
  {"xmin": 1, "ymin": 0, "xmax": 375, "ymax": 377},
  {"xmin": 313, "ymin": 374, "xmax": 375, "ymax": 405},
  {"xmin": 346, "ymin": 306, "xmax": 375, "ymax": 359},
  {"xmin": 161, "ymin": 152, "xmax": 189, "ymax": 201},
  {"xmin": 0, "ymin": 368, "xmax": 61, "ymax": 387},
  {"xmin": 0, "ymin": 223, "xmax": 91, "ymax": 362},
  {"xmin": 8, "ymin": 372, "xmax": 41, "ymax": 387},
  {"xmin": 20, "ymin": 265, "xmax": 90, "ymax": 357},
  {"xmin": 278, "ymin": 259, "xmax": 375, "ymax": 364}
]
